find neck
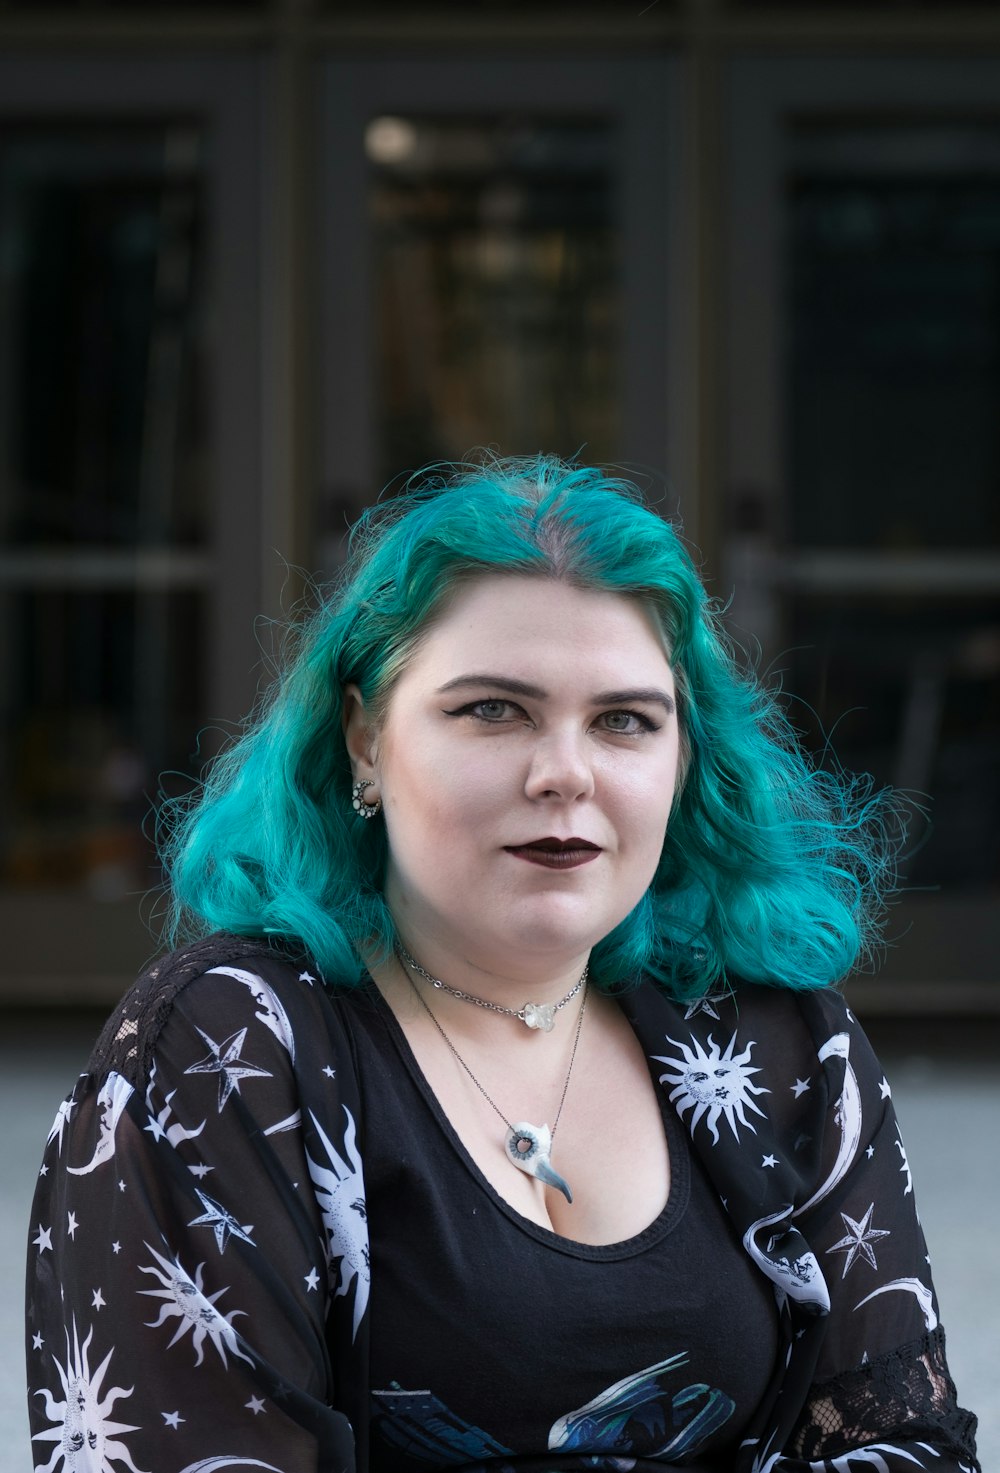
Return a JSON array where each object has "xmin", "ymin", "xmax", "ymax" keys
[{"xmin": 402, "ymin": 937, "xmax": 587, "ymax": 1004}]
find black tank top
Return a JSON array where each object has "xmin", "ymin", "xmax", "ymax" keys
[{"xmin": 341, "ymin": 984, "xmax": 779, "ymax": 1471}]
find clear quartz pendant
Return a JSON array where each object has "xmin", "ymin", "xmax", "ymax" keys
[
  {"xmin": 504, "ymin": 1121, "xmax": 572, "ymax": 1203},
  {"xmin": 521, "ymin": 1002, "xmax": 555, "ymax": 1031}
]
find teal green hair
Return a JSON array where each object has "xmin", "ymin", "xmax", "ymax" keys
[{"xmin": 161, "ymin": 454, "xmax": 901, "ymax": 999}]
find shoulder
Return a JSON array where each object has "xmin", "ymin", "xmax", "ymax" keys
[
  {"xmin": 627, "ymin": 975, "xmax": 888, "ymax": 1127},
  {"xmin": 87, "ymin": 933, "xmax": 352, "ymax": 1091}
]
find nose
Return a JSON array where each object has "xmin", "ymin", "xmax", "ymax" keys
[{"xmin": 523, "ymin": 727, "xmax": 596, "ymax": 803}]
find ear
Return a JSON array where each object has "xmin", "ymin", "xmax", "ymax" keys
[{"xmin": 342, "ymin": 683, "xmax": 379, "ymax": 778}]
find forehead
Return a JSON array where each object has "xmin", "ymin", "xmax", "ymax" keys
[{"xmin": 401, "ymin": 575, "xmax": 673, "ymax": 684}]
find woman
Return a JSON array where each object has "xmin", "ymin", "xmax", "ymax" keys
[{"xmin": 26, "ymin": 456, "xmax": 978, "ymax": 1472}]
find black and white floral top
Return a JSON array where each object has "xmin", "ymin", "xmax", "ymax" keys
[{"xmin": 26, "ymin": 935, "xmax": 979, "ymax": 1472}]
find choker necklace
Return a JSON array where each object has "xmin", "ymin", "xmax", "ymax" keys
[
  {"xmin": 399, "ymin": 947, "xmax": 587, "ymax": 1204},
  {"xmin": 397, "ymin": 944, "xmax": 587, "ymax": 1033}
]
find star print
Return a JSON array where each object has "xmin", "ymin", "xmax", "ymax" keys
[
  {"xmin": 826, "ymin": 1203, "xmax": 891, "ymax": 1277},
  {"xmin": 38, "ymin": 1163, "xmax": 49, "ymax": 1177},
  {"xmin": 162, "ymin": 1410, "xmax": 185, "ymax": 1429},
  {"xmin": 112, "ymin": 1241, "xmax": 122, "ymax": 1255},
  {"xmin": 33, "ymin": 1224, "xmax": 52, "ymax": 1254},
  {"xmin": 322, "ymin": 1065, "xmax": 336, "ymax": 1079},
  {"xmin": 32, "ymin": 1333, "xmax": 43, "ymax": 1350},
  {"xmin": 762, "ymin": 1154, "xmax": 779, "ymax": 1168},
  {"xmin": 866, "ymin": 1144, "xmax": 875, "ymax": 1159},
  {"xmin": 91, "ymin": 1288, "xmax": 106, "ymax": 1310},
  {"xmin": 790, "ymin": 1078, "xmax": 811, "ymax": 1098},
  {"xmin": 187, "ymin": 1189, "xmax": 256, "ymax": 1253},
  {"xmin": 144, "ymin": 1115, "xmax": 167, "ymax": 1142},
  {"xmin": 304, "ymin": 1267, "xmax": 320, "ymax": 1292},
  {"xmin": 185, "ymin": 1025, "xmax": 273, "ymax": 1111},
  {"xmin": 188, "ymin": 1162, "xmax": 214, "ymax": 1178},
  {"xmin": 879, "ymin": 1077, "xmax": 892, "ymax": 1101},
  {"xmin": 246, "ymin": 1396, "xmax": 267, "ymax": 1415},
  {"xmin": 299, "ymin": 971, "xmax": 316, "ymax": 985},
  {"xmin": 118, "ymin": 1179, "xmax": 126, "ymax": 1192},
  {"xmin": 67, "ymin": 1211, "xmax": 79, "ymax": 1239},
  {"xmin": 684, "ymin": 993, "xmax": 723, "ymax": 1021}
]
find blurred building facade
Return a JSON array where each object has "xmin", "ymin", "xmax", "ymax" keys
[{"xmin": 0, "ymin": 0, "xmax": 997, "ymax": 1009}]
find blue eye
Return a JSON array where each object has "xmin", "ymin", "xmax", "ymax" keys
[
  {"xmin": 599, "ymin": 709, "xmax": 659, "ymax": 734},
  {"xmin": 442, "ymin": 699, "xmax": 521, "ymax": 723}
]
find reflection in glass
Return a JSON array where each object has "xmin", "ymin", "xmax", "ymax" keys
[
  {"xmin": 787, "ymin": 129, "xmax": 1000, "ymax": 551},
  {"xmin": 786, "ymin": 597, "xmax": 1000, "ymax": 889},
  {"xmin": 782, "ymin": 124, "xmax": 1000, "ymax": 894},
  {"xmin": 0, "ymin": 124, "xmax": 210, "ymax": 895},
  {"xmin": 368, "ymin": 116, "xmax": 619, "ymax": 490},
  {"xmin": 0, "ymin": 125, "xmax": 207, "ymax": 547},
  {"xmin": 1, "ymin": 588, "xmax": 206, "ymax": 896}
]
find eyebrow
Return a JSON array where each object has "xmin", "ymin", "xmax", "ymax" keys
[{"xmin": 436, "ymin": 674, "xmax": 676, "ymax": 714}]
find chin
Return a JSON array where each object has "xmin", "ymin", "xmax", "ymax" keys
[{"xmin": 498, "ymin": 898, "xmax": 616, "ymax": 960}]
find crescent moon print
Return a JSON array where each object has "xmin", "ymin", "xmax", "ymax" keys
[
  {"xmin": 793, "ymin": 1032, "xmax": 863, "ymax": 1219},
  {"xmin": 205, "ymin": 967, "xmax": 296, "ymax": 1063},
  {"xmin": 742, "ymin": 1207, "xmax": 831, "ymax": 1313},
  {"xmin": 68, "ymin": 1073, "xmax": 134, "ymax": 1176},
  {"xmin": 144, "ymin": 1063, "xmax": 207, "ymax": 1148},
  {"xmin": 46, "ymin": 1094, "xmax": 78, "ymax": 1157},
  {"xmin": 653, "ymin": 1032, "xmax": 769, "ymax": 1145},
  {"xmin": 811, "ymin": 1442, "xmax": 933, "ymax": 1470},
  {"xmin": 305, "ymin": 1107, "xmax": 370, "ymax": 1340},
  {"xmin": 854, "ymin": 1277, "xmax": 938, "ymax": 1331},
  {"xmin": 178, "ymin": 1462, "xmax": 285, "ymax": 1473},
  {"xmin": 30, "ymin": 1319, "xmax": 146, "ymax": 1473},
  {"xmin": 262, "ymin": 1109, "xmax": 302, "ymax": 1137}
]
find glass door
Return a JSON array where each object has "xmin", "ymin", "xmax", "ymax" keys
[
  {"xmin": 319, "ymin": 55, "xmax": 685, "ymax": 560},
  {"xmin": 726, "ymin": 56, "xmax": 1000, "ymax": 998},
  {"xmin": 0, "ymin": 54, "xmax": 263, "ymax": 1000}
]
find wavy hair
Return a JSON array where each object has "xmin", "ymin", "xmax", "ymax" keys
[{"xmin": 161, "ymin": 454, "xmax": 900, "ymax": 999}]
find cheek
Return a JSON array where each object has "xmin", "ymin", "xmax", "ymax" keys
[{"xmin": 384, "ymin": 741, "xmax": 510, "ymax": 838}]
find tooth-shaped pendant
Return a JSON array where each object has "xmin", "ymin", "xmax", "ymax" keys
[
  {"xmin": 504, "ymin": 1121, "xmax": 573, "ymax": 1203},
  {"xmin": 521, "ymin": 1002, "xmax": 555, "ymax": 1031}
]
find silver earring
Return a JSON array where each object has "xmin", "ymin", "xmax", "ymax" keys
[{"xmin": 352, "ymin": 779, "xmax": 382, "ymax": 819}]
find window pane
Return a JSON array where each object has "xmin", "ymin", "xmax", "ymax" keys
[
  {"xmin": 0, "ymin": 124, "xmax": 208, "ymax": 547},
  {"xmin": 781, "ymin": 123, "xmax": 1000, "ymax": 899},
  {"xmin": 0, "ymin": 122, "xmax": 212, "ymax": 897},
  {"xmin": 787, "ymin": 126, "xmax": 1000, "ymax": 552},
  {"xmin": 785, "ymin": 596, "xmax": 1000, "ymax": 891},
  {"xmin": 368, "ymin": 115, "xmax": 620, "ymax": 488},
  {"xmin": 0, "ymin": 587, "xmax": 205, "ymax": 897}
]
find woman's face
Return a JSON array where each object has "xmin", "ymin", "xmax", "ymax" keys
[{"xmin": 348, "ymin": 575, "xmax": 680, "ymax": 981}]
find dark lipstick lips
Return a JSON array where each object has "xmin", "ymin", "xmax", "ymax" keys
[{"xmin": 504, "ymin": 837, "xmax": 601, "ymax": 869}]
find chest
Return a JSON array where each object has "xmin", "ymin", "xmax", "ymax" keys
[
  {"xmin": 396, "ymin": 990, "xmax": 673, "ymax": 1244},
  {"xmin": 344, "ymin": 994, "xmax": 781, "ymax": 1471}
]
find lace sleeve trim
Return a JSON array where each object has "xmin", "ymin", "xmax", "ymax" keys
[
  {"xmin": 87, "ymin": 933, "xmax": 302, "ymax": 1089},
  {"xmin": 789, "ymin": 1325, "xmax": 979, "ymax": 1468}
]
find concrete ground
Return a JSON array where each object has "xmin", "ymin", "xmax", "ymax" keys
[{"xmin": 2, "ymin": 1011, "xmax": 997, "ymax": 1472}]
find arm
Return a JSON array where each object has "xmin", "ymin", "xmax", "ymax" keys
[
  {"xmin": 26, "ymin": 962, "xmax": 359, "ymax": 1473},
  {"xmin": 778, "ymin": 994, "xmax": 979, "ymax": 1470}
]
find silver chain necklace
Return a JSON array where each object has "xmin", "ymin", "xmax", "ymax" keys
[
  {"xmin": 399, "ymin": 947, "xmax": 587, "ymax": 1204},
  {"xmin": 397, "ymin": 944, "xmax": 587, "ymax": 1033}
]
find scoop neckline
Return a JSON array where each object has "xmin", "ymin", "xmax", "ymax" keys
[{"xmin": 357, "ymin": 977, "xmax": 691, "ymax": 1262}]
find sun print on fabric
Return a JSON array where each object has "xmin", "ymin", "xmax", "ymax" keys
[
  {"xmin": 653, "ymin": 1032, "xmax": 769, "ymax": 1145},
  {"xmin": 31, "ymin": 1319, "xmax": 147, "ymax": 1473},
  {"xmin": 137, "ymin": 1242, "xmax": 253, "ymax": 1368}
]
